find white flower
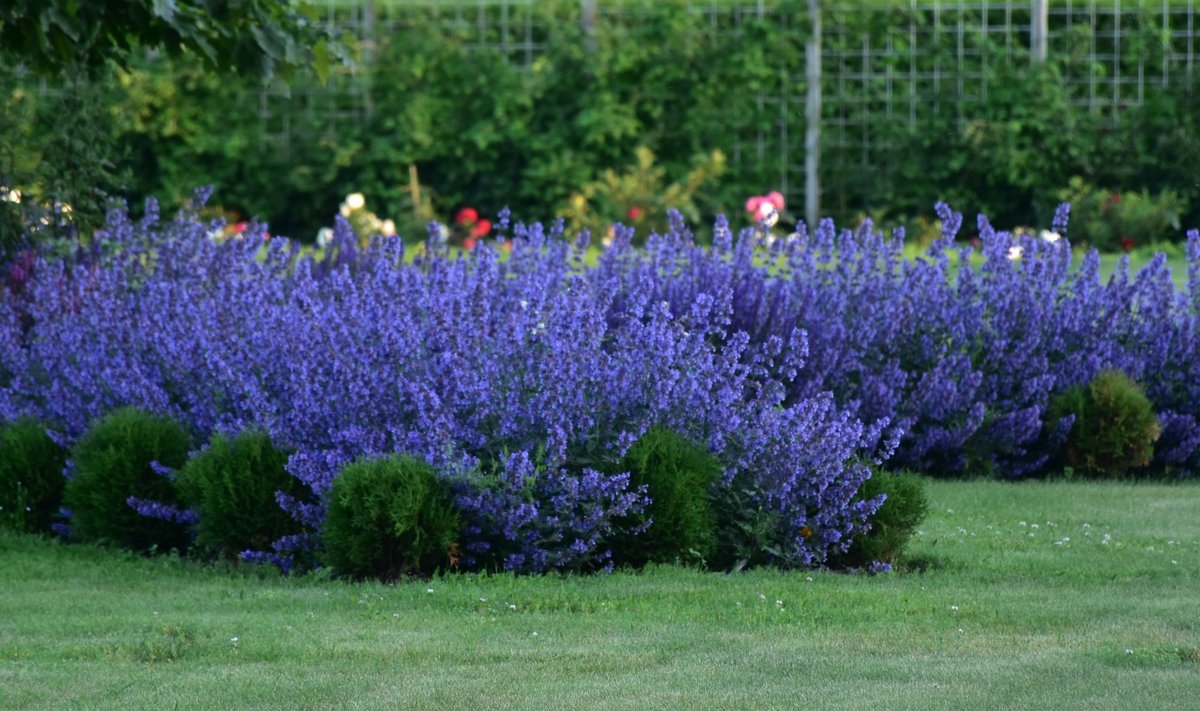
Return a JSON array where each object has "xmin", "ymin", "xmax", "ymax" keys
[
  {"xmin": 380, "ymin": 219, "xmax": 397, "ymax": 237},
  {"xmin": 339, "ymin": 204, "xmax": 352, "ymax": 218},
  {"xmin": 345, "ymin": 192, "xmax": 366, "ymax": 210},
  {"xmin": 757, "ymin": 202, "xmax": 779, "ymax": 227},
  {"xmin": 0, "ymin": 187, "xmax": 19, "ymax": 204},
  {"xmin": 1040, "ymin": 230, "xmax": 1061, "ymax": 244},
  {"xmin": 1007, "ymin": 245, "xmax": 1023, "ymax": 261},
  {"xmin": 316, "ymin": 227, "xmax": 334, "ymax": 248}
]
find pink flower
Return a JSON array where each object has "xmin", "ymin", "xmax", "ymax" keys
[
  {"xmin": 627, "ymin": 206, "xmax": 643, "ymax": 221},
  {"xmin": 766, "ymin": 191, "xmax": 785, "ymax": 211},
  {"xmin": 455, "ymin": 207, "xmax": 478, "ymax": 225},
  {"xmin": 470, "ymin": 219, "xmax": 491, "ymax": 239},
  {"xmin": 745, "ymin": 196, "xmax": 765, "ymax": 213}
]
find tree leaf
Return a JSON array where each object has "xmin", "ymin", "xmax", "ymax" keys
[{"xmin": 151, "ymin": 0, "xmax": 178, "ymax": 23}]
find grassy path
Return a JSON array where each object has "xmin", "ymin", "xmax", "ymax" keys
[{"xmin": 2, "ymin": 480, "xmax": 1198, "ymax": 710}]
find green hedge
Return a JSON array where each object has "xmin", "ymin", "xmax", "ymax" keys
[{"xmin": 3, "ymin": 1, "xmax": 1196, "ymax": 246}]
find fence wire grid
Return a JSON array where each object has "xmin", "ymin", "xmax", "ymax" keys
[{"xmin": 259, "ymin": 0, "xmax": 1197, "ymax": 218}]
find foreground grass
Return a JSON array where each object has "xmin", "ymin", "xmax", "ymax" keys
[{"xmin": 2, "ymin": 480, "xmax": 1198, "ymax": 710}]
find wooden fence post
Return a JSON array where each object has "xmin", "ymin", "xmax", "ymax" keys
[
  {"xmin": 1031, "ymin": 0, "xmax": 1048, "ymax": 63},
  {"xmin": 582, "ymin": 0, "xmax": 597, "ymax": 55},
  {"xmin": 805, "ymin": 0, "xmax": 822, "ymax": 229}
]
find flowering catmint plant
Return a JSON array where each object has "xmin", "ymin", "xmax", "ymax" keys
[
  {"xmin": 0, "ymin": 195, "xmax": 889, "ymax": 572},
  {"xmin": 596, "ymin": 205, "xmax": 1200, "ymax": 477},
  {"xmin": 4, "ymin": 193, "xmax": 1196, "ymax": 571}
]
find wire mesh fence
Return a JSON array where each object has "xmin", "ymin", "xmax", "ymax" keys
[{"xmin": 251, "ymin": 0, "xmax": 1196, "ymax": 218}]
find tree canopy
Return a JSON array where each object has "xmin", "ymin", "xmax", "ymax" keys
[{"xmin": 0, "ymin": 0, "xmax": 351, "ymax": 82}]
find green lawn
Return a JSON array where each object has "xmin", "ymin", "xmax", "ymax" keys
[{"xmin": 3, "ymin": 479, "xmax": 1198, "ymax": 710}]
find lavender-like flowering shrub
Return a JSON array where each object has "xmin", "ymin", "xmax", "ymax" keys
[
  {"xmin": 600, "ymin": 205, "xmax": 1200, "ymax": 477},
  {"xmin": 0, "ymin": 196, "xmax": 886, "ymax": 572},
  {"xmin": 4, "ymin": 195, "xmax": 1197, "ymax": 570}
]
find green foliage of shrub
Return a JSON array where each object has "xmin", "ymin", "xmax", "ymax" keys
[
  {"xmin": 9, "ymin": 3, "xmax": 1199, "ymax": 248},
  {"xmin": 608, "ymin": 426, "xmax": 723, "ymax": 568},
  {"xmin": 174, "ymin": 428, "xmax": 301, "ymax": 560},
  {"xmin": 1055, "ymin": 177, "xmax": 1188, "ymax": 251},
  {"xmin": 828, "ymin": 469, "xmax": 929, "ymax": 570},
  {"xmin": 322, "ymin": 455, "xmax": 462, "ymax": 580},
  {"xmin": 62, "ymin": 407, "xmax": 191, "ymax": 552},
  {"xmin": 559, "ymin": 146, "xmax": 727, "ymax": 242},
  {"xmin": 0, "ymin": 418, "xmax": 68, "ymax": 534},
  {"xmin": 1049, "ymin": 370, "xmax": 1161, "ymax": 478},
  {"xmin": 709, "ymin": 481, "xmax": 788, "ymax": 573}
]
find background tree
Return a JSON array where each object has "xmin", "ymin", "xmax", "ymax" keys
[{"xmin": 0, "ymin": 0, "xmax": 352, "ymax": 253}]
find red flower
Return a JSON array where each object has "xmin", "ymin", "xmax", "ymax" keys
[
  {"xmin": 627, "ymin": 206, "xmax": 643, "ymax": 221},
  {"xmin": 470, "ymin": 219, "xmax": 491, "ymax": 239},
  {"xmin": 1110, "ymin": 193, "xmax": 1121, "ymax": 204},
  {"xmin": 464, "ymin": 238, "xmax": 477, "ymax": 250},
  {"xmin": 455, "ymin": 207, "xmax": 478, "ymax": 225},
  {"xmin": 1120, "ymin": 236, "xmax": 1135, "ymax": 252},
  {"xmin": 231, "ymin": 221, "xmax": 248, "ymax": 234}
]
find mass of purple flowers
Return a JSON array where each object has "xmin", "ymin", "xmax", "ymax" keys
[
  {"xmin": 610, "ymin": 204, "xmax": 1200, "ymax": 478},
  {"xmin": 2, "ymin": 194, "xmax": 1197, "ymax": 572}
]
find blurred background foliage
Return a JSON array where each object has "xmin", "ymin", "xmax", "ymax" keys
[{"xmin": 0, "ymin": 0, "xmax": 1197, "ymax": 249}]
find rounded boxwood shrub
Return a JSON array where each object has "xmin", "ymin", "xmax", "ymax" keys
[
  {"xmin": 322, "ymin": 455, "xmax": 462, "ymax": 580},
  {"xmin": 174, "ymin": 428, "xmax": 302, "ymax": 560},
  {"xmin": 609, "ymin": 426, "xmax": 723, "ymax": 568},
  {"xmin": 63, "ymin": 407, "xmax": 192, "ymax": 552},
  {"xmin": 1048, "ymin": 370, "xmax": 1161, "ymax": 478},
  {"xmin": 828, "ymin": 469, "xmax": 928, "ymax": 570},
  {"xmin": 0, "ymin": 418, "xmax": 68, "ymax": 534}
]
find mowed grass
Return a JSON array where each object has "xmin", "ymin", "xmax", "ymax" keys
[{"xmin": 2, "ymin": 480, "xmax": 1198, "ymax": 710}]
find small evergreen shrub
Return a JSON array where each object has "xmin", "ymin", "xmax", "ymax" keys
[
  {"xmin": 174, "ymin": 428, "xmax": 302, "ymax": 560},
  {"xmin": 0, "ymin": 418, "xmax": 68, "ymax": 533},
  {"xmin": 62, "ymin": 407, "xmax": 192, "ymax": 552},
  {"xmin": 828, "ymin": 469, "xmax": 929, "ymax": 570},
  {"xmin": 1049, "ymin": 370, "xmax": 1161, "ymax": 478},
  {"xmin": 608, "ymin": 426, "xmax": 723, "ymax": 567},
  {"xmin": 322, "ymin": 455, "xmax": 462, "ymax": 580}
]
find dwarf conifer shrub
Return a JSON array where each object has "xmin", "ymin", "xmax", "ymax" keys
[
  {"xmin": 1049, "ymin": 370, "xmax": 1161, "ymax": 478},
  {"xmin": 322, "ymin": 455, "xmax": 462, "ymax": 580},
  {"xmin": 0, "ymin": 418, "xmax": 67, "ymax": 533},
  {"xmin": 828, "ymin": 469, "xmax": 928, "ymax": 570},
  {"xmin": 63, "ymin": 407, "xmax": 192, "ymax": 552},
  {"xmin": 608, "ymin": 426, "xmax": 722, "ymax": 567},
  {"xmin": 175, "ymin": 428, "xmax": 302, "ymax": 560}
]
